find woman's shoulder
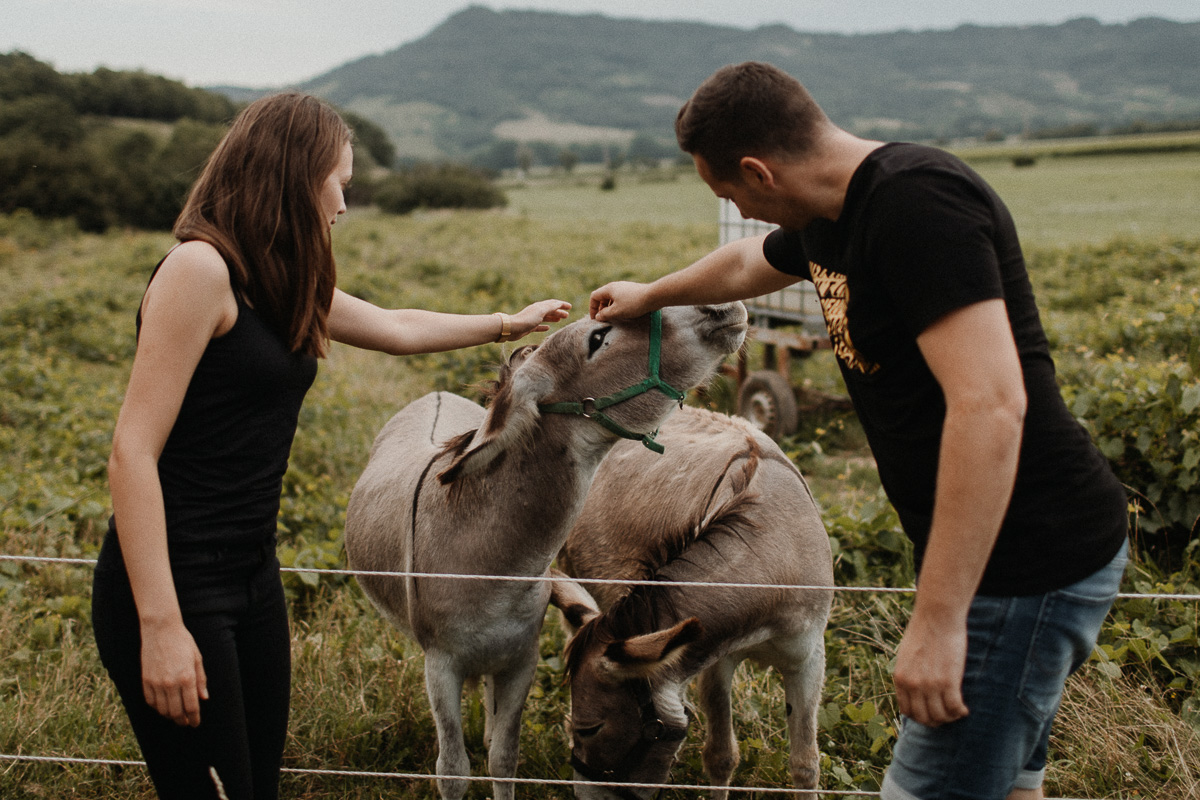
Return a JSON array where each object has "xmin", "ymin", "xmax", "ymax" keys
[
  {"xmin": 144, "ymin": 242, "xmax": 238, "ymax": 334},
  {"xmin": 159, "ymin": 241, "xmax": 230, "ymax": 283}
]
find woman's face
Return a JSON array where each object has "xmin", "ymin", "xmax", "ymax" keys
[{"xmin": 319, "ymin": 141, "xmax": 354, "ymax": 228}]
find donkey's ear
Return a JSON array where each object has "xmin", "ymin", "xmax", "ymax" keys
[
  {"xmin": 601, "ymin": 617, "xmax": 703, "ymax": 680},
  {"xmin": 437, "ymin": 361, "xmax": 553, "ymax": 483},
  {"xmin": 548, "ymin": 569, "xmax": 601, "ymax": 631}
]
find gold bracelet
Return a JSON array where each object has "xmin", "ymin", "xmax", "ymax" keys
[{"xmin": 495, "ymin": 312, "xmax": 512, "ymax": 342}]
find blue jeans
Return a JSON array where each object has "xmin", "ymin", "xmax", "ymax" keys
[{"xmin": 881, "ymin": 541, "xmax": 1128, "ymax": 800}]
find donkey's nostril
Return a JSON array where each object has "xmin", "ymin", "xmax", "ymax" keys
[{"xmin": 699, "ymin": 302, "xmax": 748, "ymax": 321}]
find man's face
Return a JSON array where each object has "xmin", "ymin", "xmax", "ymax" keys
[
  {"xmin": 693, "ymin": 153, "xmax": 811, "ymax": 229},
  {"xmin": 694, "ymin": 154, "xmax": 763, "ymax": 221}
]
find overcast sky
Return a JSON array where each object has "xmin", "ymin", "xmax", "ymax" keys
[{"xmin": 6, "ymin": 1, "xmax": 1200, "ymax": 88}]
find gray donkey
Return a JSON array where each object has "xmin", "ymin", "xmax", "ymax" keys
[
  {"xmin": 552, "ymin": 405, "xmax": 834, "ymax": 800},
  {"xmin": 343, "ymin": 304, "xmax": 747, "ymax": 800}
]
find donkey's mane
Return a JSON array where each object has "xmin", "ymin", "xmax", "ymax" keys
[
  {"xmin": 437, "ymin": 430, "xmax": 476, "ymax": 461},
  {"xmin": 565, "ymin": 435, "xmax": 769, "ymax": 676},
  {"xmin": 433, "ymin": 344, "xmax": 541, "ymax": 465}
]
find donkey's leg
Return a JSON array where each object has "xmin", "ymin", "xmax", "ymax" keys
[
  {"xmin": 483, "ymin": 643, "xmax": 540, "ymax": 800},
  {"xmin": 482, "ymin": 674, "xmax": 495, "ymax": 750},
  {"xmin": 696, "ymin": 655, "xmax": 741, "ymax": 800},
  {"xmin": 424, "ymin": 651, "xmax": 471, "ymax": 800},
  {"xmin": 777, "ymin": 628, "xmax": 825, "ymax": 791}
]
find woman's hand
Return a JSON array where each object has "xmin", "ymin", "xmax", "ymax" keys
[
  {"xmin": 140, "ymin": 617, "xmax": 209, "ymax": 727},
  {"xmin": 508, "ymin": 299, "xmax": 572, "ymax": 341}
]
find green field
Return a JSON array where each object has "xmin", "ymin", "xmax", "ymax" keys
[
  {"xmin": 502, "ymin": 169, "xmax": 717, "ymax": 229},
  {"xmin": 973, "ymin": 151, "xmax": 1200, "ymax": 246},
  {"xmin": 2, "ymin": 148, "xmax": 1199, "ymax": 798},
  {"xmin": 500, "ymin": 149, "xmax": 1200, "ymax": 248}
]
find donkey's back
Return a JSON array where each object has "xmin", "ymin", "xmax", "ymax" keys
[
  {"xmin": 344, "ymin": 391, "xmax": 484, "ymax": 636},
  {"xmin": 561, "ymin": 405, "xmax": 831, "ymax": 609}
]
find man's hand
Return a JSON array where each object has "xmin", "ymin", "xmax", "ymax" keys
[
  {"xmin": 892, "ymin": 609, "xmax": 970, "ymax": 727},
  {"xmin": 589, "ymin": 281, "xmax": 655, "ymax": 321}
]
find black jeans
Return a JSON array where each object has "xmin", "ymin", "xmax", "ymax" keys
[{"xmin": 92, "ymin": 528, "xmax": 291, "ymax": 800}]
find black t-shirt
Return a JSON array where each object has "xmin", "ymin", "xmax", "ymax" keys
[{"xmin": 763, "ymin": 142, "xmax": 1127, "ymax": 595}]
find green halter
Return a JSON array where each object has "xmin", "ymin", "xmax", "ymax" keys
[{"xmin": 538, "ymin": 309, "xmax": 685, "ymax": 454}]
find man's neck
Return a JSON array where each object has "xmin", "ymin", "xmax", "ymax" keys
[{"xmin": 795, "ymin": 131, "xmax": 885, "ymax": 223}]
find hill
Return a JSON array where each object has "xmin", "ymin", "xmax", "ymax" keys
[
  {"xmin": 0, "ymin": 51, "xmax": 412, "ymax": 231},
  {"xmin": 290, "ymin": 7, "xmax": 1200, "ymax": 163}
]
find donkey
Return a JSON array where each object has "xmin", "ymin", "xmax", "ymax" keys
[
  {"xmin": 342, "ymin": 304, "xmax": 748, "ymax": 800},
  {"xmin": 551, "ymin": 405, "xmax": 834, "ymax": 799}
]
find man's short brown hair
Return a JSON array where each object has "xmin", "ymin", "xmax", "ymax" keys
[{"xmin": 675, "ymin": 62, "xmax": 829, "ymax": 181}]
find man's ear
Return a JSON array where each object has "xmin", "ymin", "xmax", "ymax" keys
[{"xmin": 738, "ymin": 156, "xmax": 776, "ymax": 187}]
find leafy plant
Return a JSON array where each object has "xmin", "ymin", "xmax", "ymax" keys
[{"xmin": 1060, "ymin": 356, "xmax": 1200, "ymax": 565}]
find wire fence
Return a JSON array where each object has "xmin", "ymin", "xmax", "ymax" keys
[
  {"xmin": 2, "ymin": 549, "xmax": 1197, "ymax": 798},
  {"xmin": 0, "ymin": 752, "xmax": 881, "ymax": 797},
  {"xmin": 0, "ymin": 751, "xmax": 1100, "ymax": 799},
  {"xmin": 3, "ymin": 554, "xmax": 1199, "ymax": 601}
]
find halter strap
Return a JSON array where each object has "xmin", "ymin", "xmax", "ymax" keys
[{"xmin": 538, "ymin": 310, "xmax": 685, "ymax": 454}]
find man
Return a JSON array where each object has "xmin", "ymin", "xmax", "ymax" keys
[{"xmin": 589, "ymin": 62, "xmax": 1128, "ymax": 800}]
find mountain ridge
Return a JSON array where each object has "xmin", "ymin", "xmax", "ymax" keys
[{"xmin": 247, "ymin": 7, "xmax": 1200, "ymax": 163}]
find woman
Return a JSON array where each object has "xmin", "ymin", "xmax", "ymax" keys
[{"xmin": 91, "ymin": 92, "xmax": 570, "ymax": 800}]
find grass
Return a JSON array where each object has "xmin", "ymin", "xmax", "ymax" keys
[
  {"xmin": 2, "ymin": 147, "xmax": 1200, "ymax": 798},
  {"xmin": 498, "ymin": 145, "xmax": 1200, "ymax": 249},
  {"xmin": 952, "ymin": 129, "xmax": 1200, "ymax": 163},
  {"xmin": 500, "ymin": 165, "xmax": 717, "ymax": 228},
  {"xmin": 970, "ymin": 152, "xmax": 1200, "ymax": 246}
]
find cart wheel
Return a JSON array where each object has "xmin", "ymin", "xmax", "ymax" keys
[{"xmin": 737, "ymin": 370, "xmax": 798, "ymax": 440}]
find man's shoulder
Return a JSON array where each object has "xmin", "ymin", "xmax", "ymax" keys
[
  {"xmin": 859, "ymin": 143, "xmax": 990, "ymax": 214},
  {"xmin": 869, "ymin": 142, "xmax": 970, "ymax": 179}
]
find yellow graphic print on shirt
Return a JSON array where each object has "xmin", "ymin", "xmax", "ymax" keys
[{"xmin": 809, "ymin": 261, "xmax": 880, "ymax": 375}]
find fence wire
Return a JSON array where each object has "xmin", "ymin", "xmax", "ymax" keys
[
  {"xmin": 1, "ymin": 550, "xmax": 1193, "ymax": 799},
  {"xmin": 2, "ymin": 753, "xmax": 1108, "ymax": 798},
  {"xmin": 2, "ymin": 553, "xmax": 1199, "ymax": 601}
]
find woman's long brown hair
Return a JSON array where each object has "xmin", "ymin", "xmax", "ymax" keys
[{"xmin": 174, "ymin": 92, "xmax": 351, "ymax": 357}]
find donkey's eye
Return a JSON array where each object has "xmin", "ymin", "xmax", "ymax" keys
[
  {"xmin": 573, "ymin": 722, "xmax": 603, "ymax": 739},
  {"xmin": 587, "ymin": 327, "xmax": 612, "ymax": 357}
]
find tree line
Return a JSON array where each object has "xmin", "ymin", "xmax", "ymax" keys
[
  {"xmin": 0, "ymin": 53, "xmax": 506, "ymax": 232},
  {"xmin": 0, "ymin": 52, "xmax": 238, "ymax": 231},
  {"xmin": 468, "ymin": 133, "xmax": 681, "ymax": 173}
]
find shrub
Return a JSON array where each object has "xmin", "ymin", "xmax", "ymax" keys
[
  {"xmin": 1026, "ymin": 239, "xmax": 1200, "ymax": 569},
  {"xmin": 0, "ymin": 113, "xmax": 225, "ymax": 232},
  {"xmin": 341, "ymin": 111, "xmax": 394, "ymax": 169},
  {"xmin": 1060, "ymin": 356, "xmax": 1200, "ymax": 566},
  {"xmin": 0, "ymin": 132, "xmax": 115, "ymax": 232},
  {"xmin": 372, "ymin": 163, "xmax": 507, "ymax": 215}
]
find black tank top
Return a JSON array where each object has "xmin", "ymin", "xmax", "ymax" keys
[{"xmin": 134, "ymin": 256, "xmax": 318, "ymax": 547}]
